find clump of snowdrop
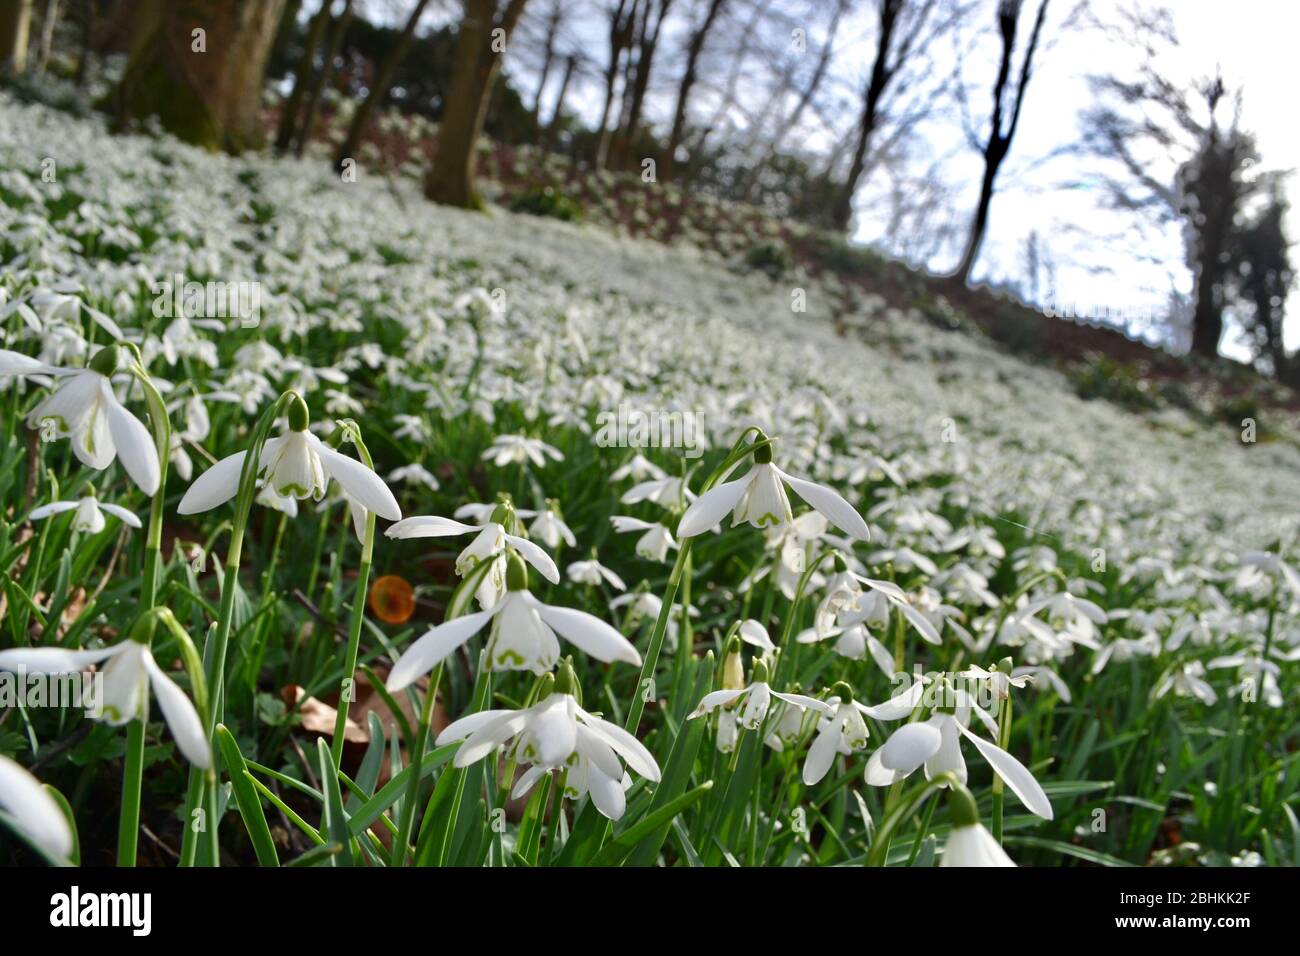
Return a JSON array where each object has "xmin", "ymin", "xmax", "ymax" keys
[
  {"xmin": 386, "ymin": 554, "xmax": 640, "ymax": 686},
  {"xmin": 0, "ymin": 610, "xmax": 210, "ymax": 768},
  {"xmin": 29, "ymin": 492, "xmax": 140, "ymax": 534},
  {"xmin": 178, "ymin": 392, "xmax": 401, "ymax": 524},
  {"xmin": 435, "ymin": 662, "xmax": 659, "ymax": 820},
  {"xmin": 0, "ymin": 344, "xmax": 160, "ymax": 494}
]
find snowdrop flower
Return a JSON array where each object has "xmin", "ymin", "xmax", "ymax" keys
[
  {"xmin": 1237, "ymin": 550, "xmax": 1300, "ymax": 596},
  {"xmin": 388, "ymin": 505, "xmax": 560, "ymax": 609},
  {"xmin": 454, "ymin": 501, "xmax": 537, "ymax": 523},
  {"xmin": 392, "ymin": 414, "xmax": 431, "ymax": 443},
  {"xmin": 620, "ymin": 475, "xmax": 694, "ymax": 508},
  {"xmin": 764, "ymin": 695, "xmax": 822, "ymax": 752},
  {"xmin": 863, "ymin": 681, "xmax": 1053, "ymax": 820},
  {"xmin": 677, "ymin": 443, "xmax": 869, "ymax": 540},
  {"xmin": 738, "ymin": 619, "xmax": 776, "ymax": 652},
  {"xmin": 388, "ymin": 462, "xmax": 440, "ymax": 491},
  {"xmin": 1, "ymin": 345, "xmax": 160, "ymax": 495},
  {"xmin": 867, "ymin": 547, "xmax": 938, "ymax": 576},
  {"xmin": 1208, "ymin": 654, "xmax": 1281, "ymax": 707},
  {"xmin": 610, "ymin": 453, "xmax": 667, "ymax": 483},
  {"xmin": 813, "ymin": 566, "xmax": 942, "ymax": 646},
  {"xmin": 29, "ymin": 494, "xmax": 141, "ymax": 534},
  {"xmin": 1090, "ymin": 634, "xmax": 1160, "ymax": 674},
  {"xmin": 689, "ymin": 657, "xmax": 828, "ymax": 732},
  {"xmin": 529, "ymin": 502, "xmax": 576, "ymax": 549},
  {"xmin": 387, "ymin": 555, "xmax": 640, "ymax": 686},
  {"xmin": 610, "ymin": 516, "xmax": 678, "ymax": 562},
  {"xmin": 1020, "ymin": 590, "xmax": 1106, "ymax": 650},
  {"xmin": 803, "ymin": 685, "xmax": 878, "ymax": 786},
  {"xmin": 567, "ymin": 558, "xmax": 626, "ymax": 591},
  {"xmin": 1153, "ymin": 661, "xmax": 1218, "ymax": 706},
  {"xmin": 936, "ymin": 564, "xmax": 999, "ymax": 608},
  {"xmin": 943, "ymin": 525, "xmax": 1007, "ymax": 561},
  {"xmin": 0, "ymin": 636, "xmax": 210, "ymax": 768},
  {"xmin": 435, "ymin": 665, "xmax": 659, "ymax": 821},
  {"xmin": 964, "ymin": 659, "xmax": 1031, "ymax": 701},
  {"xmin": 1009, "ymin": 665, "xmax": 1072, "ymax": 703},
  {"xmin": 0, "ymin": 755, "xmax": 74, "ymax": 860},
  {"xmin": 258, "ymin": 483, "xmax": 300, "ymax": 516},
  {"xmin": 742, "ymin": 512, "xmax": 830, "ymax": 599},
  {"xmin": 609, "ymin": 591, "xmax": 698, "ymax": 653},
  {"xmin": 940, "ymin": 785, "xmax": 1015, "ymax": 867},
  {"xmin": 482, "ymin": 434, "xmax": 563, "ymax": 468},
  {"xmin": 798, "ymin": 621, "xmax": 896, "ymax": 675},
  {"xmin": 178, "ymin": 395, "xmax": 401, "ymax": 524}
]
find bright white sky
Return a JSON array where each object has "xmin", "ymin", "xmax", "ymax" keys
[{"xmin": 882, "ymin": 0, "xmax": 1300, "ymax": 359}]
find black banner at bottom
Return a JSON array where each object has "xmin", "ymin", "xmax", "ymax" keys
[{"xmin": 0, "ymin": 864, "xmax": 1280, "ymax": 942}]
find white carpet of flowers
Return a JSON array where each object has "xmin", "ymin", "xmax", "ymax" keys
[{"xmin": 0, "ymin": 93, "xmax": 1297, "ymax": 867}]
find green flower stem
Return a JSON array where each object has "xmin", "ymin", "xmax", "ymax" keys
[
  {"xmin": 545, "ymin": 768, "xmax": 569, "ymax": 866},
  {"xmin": 772, "ymin": 548, "xmax": 830, "ymax": 689},
  {"xmin": 116, "ymin": 718, "xmax": 147, "ymax": 867},
  {"xmin": 671, "ymin": 548, "xmax": 694, "ymax": 709},
  {"xmin": 622, "ymin": 431, "xmax": 774, "ymax": 736},
  {"xmin": 992, "ymin": 693, "xmax": 1013, "ymax": 844},
  {"xmin": 392, "ymin": 662, "xmax": 442, "ymax": 868},
  {"xmin": 331, "ymin": 547, "xmax": 372, "ymax": 769},
  {"xmin": 329, "ymin": 422, "xmax": 379, "ymax": 770},
  {"xmin": 865, "ymin": 771, "xmax": 959, "ymax": 867},
  {"xmin": 179, "ymin": 391, "xmax": 294, "ymax": 867},
  {"xmin": 907, "ymin": 791, "xmax": 938, "ymax": 865},
  {"xmin": 893, "ymin": 607, "xmax": 907, "ymax": 673},
  {"xmin": 116, "ymin": 357, "xmax": 169, "ymax": 867},
  {"xmin": 433, "ymin": 660, "xmax": 490, "ymax": 867},
  {"xmin": 624, "ymin": 539, "xmax": 693, "ymax": 735}
]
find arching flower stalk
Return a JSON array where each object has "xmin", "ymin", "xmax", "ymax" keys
[
  {"xmin": 176, "ymin": 390, "xmax": 299, "ymax": 867},
  {"xmin": 117, "ymin": 343, "xmax": 173, "ymax": 866},
  {"xmin": 0, "ymin": 607, "xmax": 209, "ymax": 865},
  {"xmin": 0, "ymin": 344, "xmax": 161, "ymax": 495}
]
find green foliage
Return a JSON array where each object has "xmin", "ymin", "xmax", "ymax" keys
[
  {"xmin": 743, "ymin": 241, "xmax": 794, "ymax": 280},
  {"xmin": 1070, "ymin": 354, "xmax": 1159, "ymax": 411},
  {"xmin": 508, "ymin": 185, "xmax": 584, "ymax": 222}
]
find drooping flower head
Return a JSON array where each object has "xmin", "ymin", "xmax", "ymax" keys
[
  {"xmin": 1, "ymin": 344, "xmax": 160, "ymax": 495},
  {"xmin": 436, "ymin": 662, "xmax": 660, "ymax": 820},
  {"xmin": 178, "ymin": 392, "xmax": 401, "ymax": 526},
  {"xmin": 387, "ymin": 554, "xmax": 641, "ymax": 689}
]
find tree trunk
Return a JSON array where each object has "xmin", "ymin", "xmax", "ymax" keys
[
  {"xmin": 611, "ymin": 0, "xmax": 670, "ymax": 170},
  {"xmin": 270, "ymin": 0, "xmax": 302, "ymax": 67},
  {"xmin": 542, "ymin": 53, "xmax": 574, "ymax": 152},
  {"xmin": 73, "ymin": 0, "xmax": 92, "ymax": 86},
  {"xmin": 1190, "ymin": 241, "xmax": 1226, "ymax": 358},
  {"xmin": 34, "ymin": 0, "xmax": 57, "ymax": 72},
  {"xmin": 114, "ymin": 0, "xmax": 288, "ymax": 153},
  {"xmin": 424, "ymin": 0, "xmax": 530, "ymax": 209},
  {"xmin": 334, "ymin": 0, "xmax": 431, "ymax": 170},
  {"xmin": 295, "ymin": 0, "xmax": 352, "ymax": 156},
  {"xmin": 952, "ymin": 0, "xmax": 1050, "ymax": 285},
  {"xmin": 830, "ymin": 0, "xmax": 901, "ymax": 232},
  {"xmin": 952, "ymin": 142, "xmax": 1005, "ymax": 285},
  {"xmin": 530, "ymin": 2, "xmax": 560, "ymax": 125},
  {"xmin": 593, "ymin": 0, "xmax": 635, "ymax": 171},
  {"xmin": 275, "ymin": 0, "xmax": 330, "ymax": 152},
  {"xmin": 662, "ymin": 0, "xmax": 726, "ymax": 183},
  {"xmin": 0, "ymin": 0, "xmax": 35, "ymax": 75}
]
